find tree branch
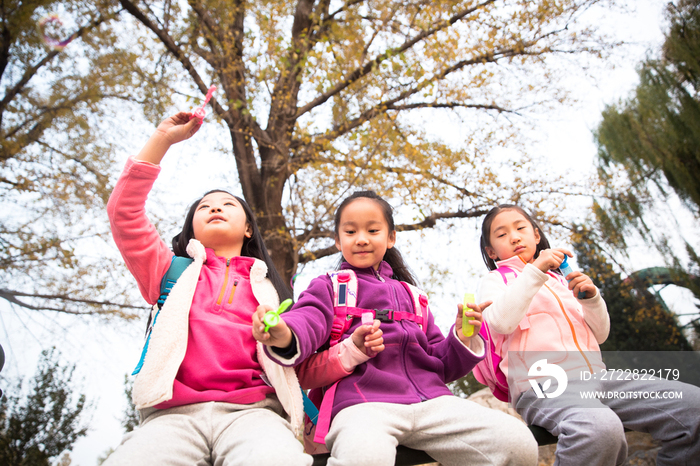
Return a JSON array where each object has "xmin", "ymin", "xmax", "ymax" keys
[
  {"xmin": 295, "ymin": 0, "xmax": 496, "ymax": 118},
  {"xmin": 0, "ymin": 288, "xmax": 145, "ymax": 315}
]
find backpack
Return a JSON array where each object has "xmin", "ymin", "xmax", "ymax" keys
[
  {"xmin": 472, "ymin": 265, "xmax": 568, "ymax": 403},
  {"xmin": 303, "ymin": 270, "xmax": 431, "ymax": 452},
  {"xmin": 132, "ymin": 256, "xmax": 194, "ymax": 375}
]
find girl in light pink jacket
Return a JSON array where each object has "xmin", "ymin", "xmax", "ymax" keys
[{"xmin": 478, "ymin": 204, "xmax": 700, "ymax": 466}]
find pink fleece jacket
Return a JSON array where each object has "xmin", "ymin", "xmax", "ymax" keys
[
  {"xmin": 479, "ymin": 255, "xmax": 610, "ymax": 397},
  {"xmin": 107, "ymin": 157, "xmax": 273, "ymax": 408}
]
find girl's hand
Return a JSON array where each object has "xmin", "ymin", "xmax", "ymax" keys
[
  {"xmin": 351, "ymin": 320, "xmax": 384, "ymax": 357},
  {"xmin": 532, "ymin": 248, "xmax": 572, "ymax": 274},
  {"xmin": 155, "ymin": 112, "xmax": 202, "ymax": 145},
  {"xmin": 456, "ymin": 301, "xmax": 490, "ymax": 347},
  {"xmin": 566, "ymin": 271, "xmax": 597, "ymax": 299},
  {"xmin": 135, "ymin": 112, "xmax": 202, "ymax": 165},
  {"xmin": 252, "ymin": 305, "xmax": 293, "ymax": 348}
]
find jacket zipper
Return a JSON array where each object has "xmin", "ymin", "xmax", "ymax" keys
[
  {"xmin": 543, "ymin": 283, "xmax": 593, "ymax": 373},
  {"xmin": 216, "ymin": 259, "xmax": 231, "ymax": 305},
  {"xmin": 228, "ymin": 280, "xmax": 238, "ymax": 304}
]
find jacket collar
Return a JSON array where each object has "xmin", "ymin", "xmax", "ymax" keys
[
  {"xmin": 204, "ymin": 248, "xmax": 256, "ymax": 276},
  {"xmin": 494, "ymin": 254, "xmax": 529, "ymax": 273},
  {"xmin": 340, "ymin": 260, "xmax": 394, "ymax": 280}
]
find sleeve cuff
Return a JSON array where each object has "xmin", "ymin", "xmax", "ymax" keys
[
  {"xmin": 338, "ymin": 338, "xmax": 371, "ymax": 371},
  {"xmin": 452, "ymin": 327, "xmax": 485, "ymax": 357},
  {"xmin": 267, "ymin": 332, "xmax": 304, "ymax": 365}
]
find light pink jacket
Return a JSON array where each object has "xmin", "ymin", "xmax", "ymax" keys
[{"xmin": 479, "ymin": 255, "xmax": 610, "ymax": 397}]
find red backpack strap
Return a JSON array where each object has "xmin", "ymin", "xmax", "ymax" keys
[{"xmin": 399, "ymin": 282, "xmax": 429, "ymax": 333}]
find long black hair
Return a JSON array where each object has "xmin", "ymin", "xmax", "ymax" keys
[
  {"xmin": 172, "ymin": 190, "xmax": 292, "ymax": 301},
  {"xmin": 479, "ymin": 204, "xmax": 552, "ymax": 272},
  {"xmin": 334, "ymin": 190, "xmax": 418, "ymax": 286}
]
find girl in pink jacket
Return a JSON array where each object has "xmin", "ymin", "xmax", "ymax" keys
[
  {"xmin": 105, "ymin": 112, "xmax": 311, "ymax": 466},
  {"xmin": 479, "ymin": 204, "xmax": 700, "ymax": 466}
]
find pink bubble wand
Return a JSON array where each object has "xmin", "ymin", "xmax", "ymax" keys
[{"xmin": 191, "ymin": 85, "xmax": 217, "ymax": 122}]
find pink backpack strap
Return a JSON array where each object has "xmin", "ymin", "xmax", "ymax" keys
[
  {"xmin": 312, "ymin": 380, "xmax": 339, "ymax": 444},
  {"xmin": 399, "ymin": 282, "xmax": 429, "ymax": 332},
  {"xmin": 327, "ymin": 270, "xmax": 361, "ymax": 347},
  {"xmin": 495, "ymin": 265, "xmax": 518, "ymax": 284},
  {"xmin": 472, "ymin": 320, "xmax": 509, "ymax": 402}
]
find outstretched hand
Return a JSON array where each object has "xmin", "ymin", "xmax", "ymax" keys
[
  {"xmin": 252, "ymin": 305, "xmax": 293, "ymax": 349},
  {"xmin": 154, "ymin": 112, "xmax": 202, "ymax": 146}
]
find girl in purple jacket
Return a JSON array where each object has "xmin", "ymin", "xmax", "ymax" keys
[{"xmin": 253, "ymin": 191, "xmax": 538, "ymax": 466}]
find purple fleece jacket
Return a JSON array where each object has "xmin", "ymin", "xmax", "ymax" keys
[{"xmin": 265, "ymin": 261, "xmax": 485, "ymax": 420}]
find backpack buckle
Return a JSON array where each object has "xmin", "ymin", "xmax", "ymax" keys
[
  {"xmin": 330, "ymin": 319, "xmax": 346, "ymax": 343},
  {"xmin": 374, "ymin": 309, "xmax": 393, "ymax": 322}
]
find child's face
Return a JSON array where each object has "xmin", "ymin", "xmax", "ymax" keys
[
  {"xmin": 485, "ymin": 209, "xmax": 541, "ymax": 263},
  {"xmin": 192, "ymin": 192, "xmax": 251, "ymax": 252},
  {"xmin": 335, "ymin": 198, "xmax": 396, "ymax": 270}
]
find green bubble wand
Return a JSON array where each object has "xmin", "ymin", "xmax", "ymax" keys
[{"xmin": 263, "ymin": 298, "xmax": 293, "ymax": 332}]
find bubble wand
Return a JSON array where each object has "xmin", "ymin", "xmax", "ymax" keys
[
  {"xmin": 462, "ymin": 293, "xmax": 475, "ymax": 337},
  {"xmin": 263, "ymin": 298, "xmax": 294, "ymax": 332},
  {"xmin": 559, "ymin": 256, "xmax": 586, "ymax": 299},
  {"xmin": 191, "ymin": 85, "xmax": 217, "ymax": 122}
]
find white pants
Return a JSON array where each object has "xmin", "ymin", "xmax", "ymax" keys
[
  {"xmin": 103, "ymin": 397, "xmax": 312, "ymax": 466},
  {"xmin": 325, "ymin": 395, "xmax": 538, "ymax": 466}
]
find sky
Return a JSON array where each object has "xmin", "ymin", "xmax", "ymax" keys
[{"xmin": 1, "ymin": 1, "xmax": 695, "ymax": 465}]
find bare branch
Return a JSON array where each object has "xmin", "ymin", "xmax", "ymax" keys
[
  {"xmin": 396, "ymin": 209, "xmax": 491, "ymax": 231},
  {"xmin": 0, "ymin": 288, "xmax": 145, "ymax": 316}
]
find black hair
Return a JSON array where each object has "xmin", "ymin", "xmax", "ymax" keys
[
  {"xmin": 172, "ymin": 190, "xmax": 292, "ymax": 301},
  {"xmin": 479, "ymin": 204, "xmax": 553, "ymax": 271},
  {"xmin": 333, "ymin": 190, "xmax": 418, "ymax": 286}
]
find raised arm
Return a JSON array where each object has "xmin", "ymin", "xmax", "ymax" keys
[{"xmin": 134, "ymin": 112, "xmax": 201, "ymax": 165}]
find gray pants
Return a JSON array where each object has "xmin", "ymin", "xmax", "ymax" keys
[
  {"xmin": 103, "ymin": 397, "xmax": 312, "ymax": 466},
  {"xmin": 516, "ymin": 378, "xmax": 700, "ymax": 466},
  {"xmin": 325, "ymin": 395, "xmax": 538, "ymax": 466}
]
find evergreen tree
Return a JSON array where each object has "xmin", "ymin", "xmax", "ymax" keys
[
  {"xmin": 0, "ymin": 348, "xmax": 90, "ymax": 466},
  {"xmin": 573, "ymin": 231, "xmax": 692, "ymax": 351},
  {"xmin": 595, "ymin": 0, "xmax": 700, "ymax": 250}
]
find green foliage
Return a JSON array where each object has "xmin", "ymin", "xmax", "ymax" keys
[
  {"xmin": 114, "ymin": 0, "xmax": 621, "ymax": 282},
  {"xmin": 448, "ymin": 372, "xmax": 486, "ymax": 399},
  {"xmin": 0, "ymin": 0, "xmax": 154, "ymax": 318},
  {"xmin": 573, "ymin": 231, "xmax": 692, "ymax": 351},
  {"xmin": 120, "ymin": 374, "xmax": 138, "ymax": 433},
  {"xmin": 0, "ymin": 348, "xmax": 90, "ymax": 466},
  {"xmin": 594, "ymin": 0, "xmax": 700, "ymax": 250}
]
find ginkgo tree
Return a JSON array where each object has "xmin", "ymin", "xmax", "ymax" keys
[
  {"xmin": 0, "ymin": 0, "xmax": 159, "ymax": 317},
  {"xmin": 2, "ymin": 0, "xmax": 621, "ymax": 317},
  {"xmin": 115, "ymin": 0, "xmax": 618, "ymax": 283}
]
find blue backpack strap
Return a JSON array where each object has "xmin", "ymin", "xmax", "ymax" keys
[
  {"xmin": 158, "ymin": 256, "xmax": 194, "ymax": 308},
  {"xmin": 133, "ymin": 255, "xmax": 194, "ymax": 376}
]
